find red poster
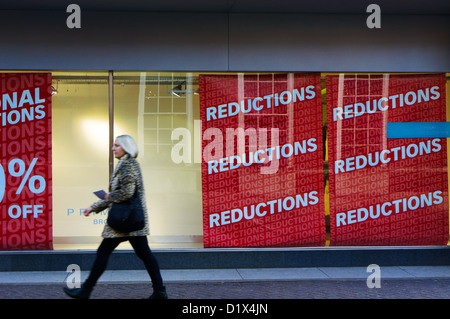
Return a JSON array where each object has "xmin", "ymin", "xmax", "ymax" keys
[
  {"xmin": 327, "ymin": 74, "xmax": 448, "ymax": 245},
  {"xmin": 200, "ymin": 73, "xmax": 325, "ymax": 247},
  {"xmin": 0, "ymin": 73, "xmax": 52, "ymax": 250}
]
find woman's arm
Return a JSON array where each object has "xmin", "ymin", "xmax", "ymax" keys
[{"xmin": 84, "ymin": 158, "xmax": 138, "ymax": 215}]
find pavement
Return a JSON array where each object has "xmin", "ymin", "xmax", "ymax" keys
[{"xmin": 0, "ymin": 266, "xmax": 449, "ymax": 300}]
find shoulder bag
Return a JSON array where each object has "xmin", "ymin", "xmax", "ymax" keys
[{"xmin": 107, "ymin": 190, "xmax": 145, "ymax": 233}]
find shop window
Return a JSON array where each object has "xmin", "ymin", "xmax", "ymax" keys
[
  {"xmin": 113, "ymin": 72, "xmax": 202, "ymax": 248},
  {"xmin": 3, "ymin": 71, "xmax": 447, "ymax": 250},
  {"xmin": 52, "ymin": 72, "xmax": 110, "ymax": 249}
]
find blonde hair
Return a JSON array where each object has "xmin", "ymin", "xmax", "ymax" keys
[{"xmin": 116, "ymin": 135, "xmax": 139, "ymax": 158}]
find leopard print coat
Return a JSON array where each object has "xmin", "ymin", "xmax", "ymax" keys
[{"xmin": 91, "ymin": 154, "xmax": 149, "ymax": 238}]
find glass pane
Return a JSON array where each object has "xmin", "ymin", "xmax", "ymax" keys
[
  {"xmin": 326, "ymin": 73, "xmax": 449, "ymax": 245},
  {"xmin": 52, "ymin": 71, "xmax": 109, "ymax": 250},
  {"xmin": 114, "ymin": 72, "xmax": 202, "ymax": 248}
]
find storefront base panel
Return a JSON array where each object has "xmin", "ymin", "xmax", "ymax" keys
[{"xmin": 0, "ymin": 247, "xmax": 448, "ymax": 272}]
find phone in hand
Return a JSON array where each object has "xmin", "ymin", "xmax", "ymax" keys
[{"xmin": 94, "ymin": 190, "xmax": 107, "ymax": 200}]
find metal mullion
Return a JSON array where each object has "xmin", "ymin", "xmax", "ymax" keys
[{"xmin": 108, "ymin": 71, "xmax": 114, "ymax": 181}]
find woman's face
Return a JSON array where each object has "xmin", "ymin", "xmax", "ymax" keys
[{"xmin": 112, "ymin": 140, "xmax": 126, "ymax": 159}]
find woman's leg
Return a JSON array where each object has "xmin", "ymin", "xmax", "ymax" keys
[
  {"xmin": 64, "ymin": 237, "xmax": 123, "ymax": 299},
  {"xmin": 128, "ymin": 236, "xmax": 164, "ymax": 291},
  {"xmin": 84, "ymin": 237, "xmax": 123, "ymax": 289}
]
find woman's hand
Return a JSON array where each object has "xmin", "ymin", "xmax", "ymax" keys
[
  {"xmin": 83, "ymin": 206, "xmax": 94, "ymax": 216},
  {"xmin": 104, "ymin": 192, "xmax": 110, "ymax": 201}
]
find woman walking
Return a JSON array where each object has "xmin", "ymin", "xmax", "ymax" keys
[{"xmin": 63, "ymin": 135, "xmax": 167, "ymax": 299}]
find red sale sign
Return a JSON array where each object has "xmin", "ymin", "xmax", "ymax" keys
[
  {"xmin": 0, "ymin": 73, "xmax": 52, "ymax": 250},
  {"xmin": 200, "ymin": 73, "xmax": 325, "ymax": 247},
  {"xmin": 327, "ymin": 74, "xmax": 448, "ymax": 245}
]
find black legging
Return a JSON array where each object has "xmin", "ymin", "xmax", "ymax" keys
[{"xmin": 84, "ymin": 236, "xmax": 164, "ymax": 291}]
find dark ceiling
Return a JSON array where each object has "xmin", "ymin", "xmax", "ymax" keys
[{"xmin": 0, "ymin": 0, "xmax": 449, "ymax": 14}]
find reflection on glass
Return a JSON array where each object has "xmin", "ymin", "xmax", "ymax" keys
[
  {"xmin": 114, "ymin": 72, "xmax": 202, "ymax": 248},
  {"xmin": 52, "ymin": 72, "xmax": 110, "ymax": 249}
]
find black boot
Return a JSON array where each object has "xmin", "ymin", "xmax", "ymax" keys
[
  {"xmin": 148, "ymin": 286, "xmax": 168, "ymax": 299},
  {"xmin": 63, "ymin": 284, "xmax": 93, "ymax": 299}
]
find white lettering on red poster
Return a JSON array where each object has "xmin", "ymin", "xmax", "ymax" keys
[
  {"xmin": 327, "ymin": 74, "xmax": 448, "ymax": 245},
  {"xmin": 200, "ymin": 73, "xmax": 325, "ymax": 247},
  {"xmin": 0, "ymin": 73, "xmax": 52, "ymax": 250}
]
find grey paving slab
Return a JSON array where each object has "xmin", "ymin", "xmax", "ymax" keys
[
  {"xmin": 161, "ymin": 269, "xmax": 243, "ymax": 282},
  {"xmin": 399, "ymin": 266, "xmax": 450, "ymax": 278},
  {"xmin": 318, "ymin": 266, "xmax": 450, "ymax": 279},
  {"xmin": 237, "ymin": 267, "xmax": 328, "ymax": 280},
  {"xmin": 319, "ymin": 266, "xmax": 423, "ymax": 279},
  {"xmin": 0, "ymin": 266, "xmax": 449, "ymax": 284},
  {"xmin": 98, "ymin": 270, "xmax": 148, "ymax": 282},
  {"xmin": 371, "ymin": 266, "xmax": 415, "ymax": 278},
  {"xmin": 0, "ymin": 271, "xmax": 66, "ymax": 284},
  {"xmin": 318, "ymin": 267, "xmax": 371, "ymax": 279}
]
